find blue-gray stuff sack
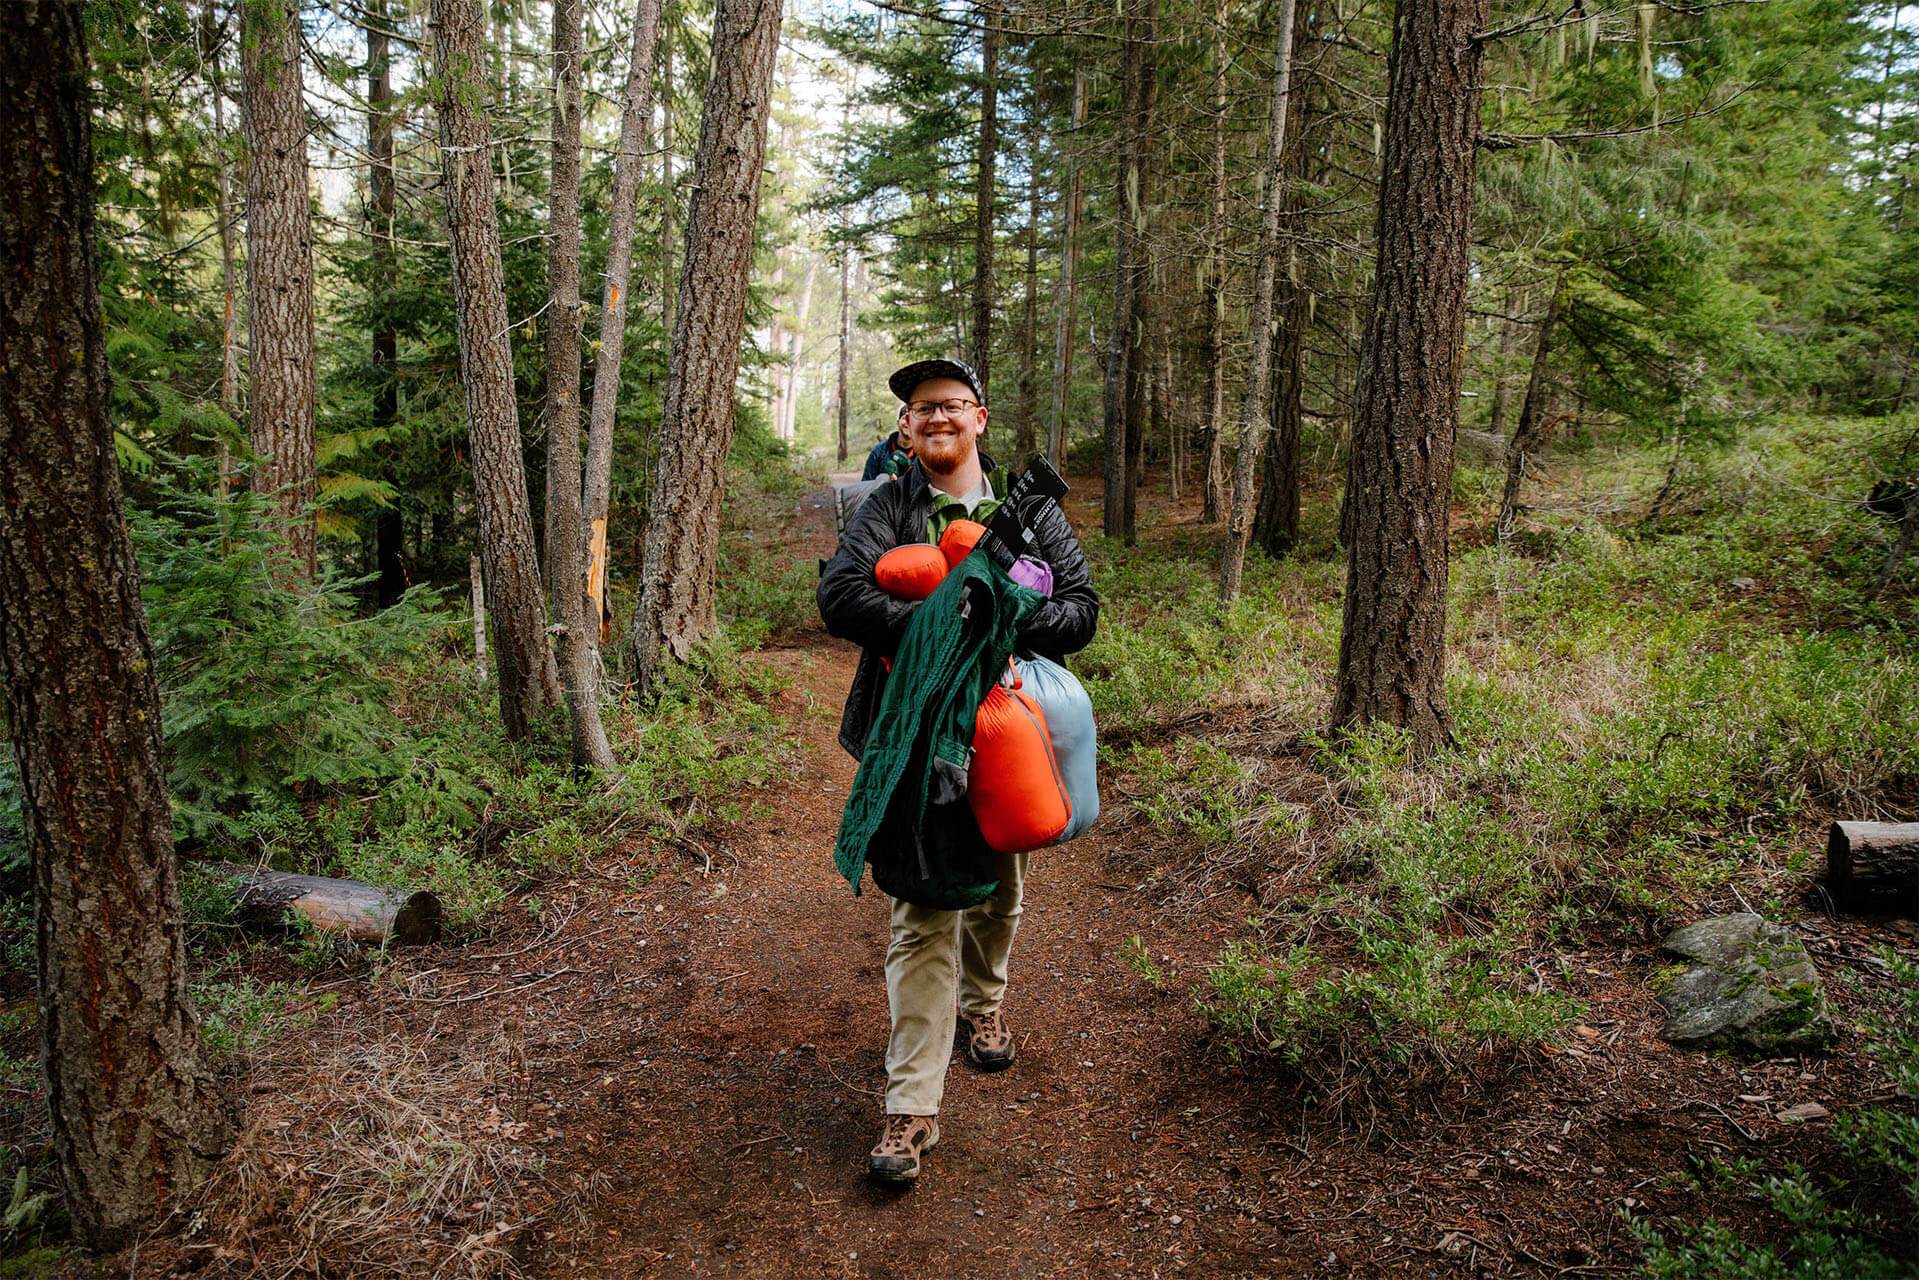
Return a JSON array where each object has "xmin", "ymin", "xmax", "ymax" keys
[{"xmin": 1012, "ymin": 654, "xmax": 1099, "ymax": 842}]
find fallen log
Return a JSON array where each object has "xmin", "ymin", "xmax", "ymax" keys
[
  {"xmin": 220, "ymin": 865, "xmax": 443, "ymax": 945},
  {"xmin": 1823, "ymin": 821, "xmax": 1918, "ymax": 912}
]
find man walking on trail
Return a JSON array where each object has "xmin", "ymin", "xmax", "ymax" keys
[
  {"xmin": 817, "ymin": 357, "xmax": 1098, "ymax": 1185},
  {"xmin": 861, "ymin": 406, "xmax": 913, "ymax": 480}
]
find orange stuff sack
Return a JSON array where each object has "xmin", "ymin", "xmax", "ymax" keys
[
  {"xmin": 874, "ymin": 543, "xmax": 950, "ymax": 600},
  {"xmin": 938, "ymin": 519, "xmax": 987, "ymax": 568},
  {"xmin": 968, "ymin": 682, "xmax": 1071, "ymax": 853}
]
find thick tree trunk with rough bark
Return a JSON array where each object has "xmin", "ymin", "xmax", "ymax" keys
[
  {"xmin": 1255, "ymin": 271, "xmax": 1308, "ymax": 557},
  {"xmin": 432, "ymin": 0, "xmax": 562, "ymax": 739},
  {"xmin": 581, "ymin": 0, "xmax": 664, "ymax": 656},
  {"xmin": 368, "ymin": 7, "xmax": 406, "ymax": 605},
  {"xmin": 972, "ymin": 13, "xmax": 1000, "ymax": 396},
  {"xmin": 630, "ymin": 0, "xmax": 780, "ymax": 695},
  {"xmin": 1497, "ymin": 273, "xmax": 1565, "ymax": 544},
  {"xmin": 1331, "ymin": 0, "xmax": 1489, "ymax": 759},
  {"xmin": 241, "ymin": 0, "xmax": 318, "ymax": 578},
  {"xmin": 1219, "ymin": 0, "xmax": 1298, "ymax": 601},
  {"xmin": 1048, "ymin": 68, "xmax": 1087, "ymax": 470},
  {"xmin": 545, "ymin": 0, "xmax": 616, "ymax": 769},
  {"xmin": 0, "ymin": 7, "xmax": 237, "ymax": 1245}
]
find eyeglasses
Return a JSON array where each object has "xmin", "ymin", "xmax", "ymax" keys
[{"xmin": 904, "ymin": 399, "xmax": 979, "ymax": 422}]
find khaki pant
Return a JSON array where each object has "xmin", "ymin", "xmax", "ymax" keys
[{"xmin": 883, "ymin": 851, "xmax": 1028, "ymax": 1116}]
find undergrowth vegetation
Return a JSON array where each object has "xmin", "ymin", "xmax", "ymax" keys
[{"xmin": 1084, "ymin": 417, "xmax": 1914, "ymax": 1085}]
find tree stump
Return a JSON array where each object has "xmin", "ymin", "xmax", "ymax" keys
[
  {"xmin": 1823, "ymin": 821, "xmax": 1918, "ymax": 913},
  {"xmin": 222, "ymin": 866, "xmax": 442, "ymax": 945}
]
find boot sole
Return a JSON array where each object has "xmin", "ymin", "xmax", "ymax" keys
[{"xmin": 867, "ymin": 1125, "xmax": 939, "ymax": 1183}]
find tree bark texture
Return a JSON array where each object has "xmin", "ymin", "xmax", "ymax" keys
[
  {"xmin": 0, "ymin": 6, "xmax": 237, "ymax": 1246},
  {"xmin": 1017, "ymin": 174, "xmax": 1039, "ymax": 463},
  {"xmin": 545, "ymin": 0, "xmax": 616, "ymax": 769},
  {"xmin": 1496, "ymin": 272, "xmax": 1565, "ymax": 544},
  {"xmin": 1330, "ymin": 0, "xmax": 1488, "ymax": 759},
  {"xmin": 972, "ymin": 13, "xmax": 1000, "ymax": 397},
  {"xmin": 368, "ymin": 6, "xmax": 406, "ymax": 605},
  {"xmin": 581, "ymin": 0, "xmax": 664, "ymax": 624},
  {"xmin": 202, "ymin": 0, "xmax": 241, "ymax": 499},
  {"xmin": 1254, "ymin": 60, "xmax": 1316, "ymax": 561},
  {"xmin": 1218, "ymin": 0, "xmax": 1298, "ymax": 602},
  {"xmin": 1048, "ymin": 67, "xmax": 1087, "ymax": 470},
  {"xmin": 1199, "ymin": 0, "xmax": 1229, "ymax": 524},
  {"xmin": 432, "ymin": 0, "xmax": 562, "ymax": 739},
  {"xmin": 241, "ymin": 0, "xmax": 318, "ymax": 579},
  {"xmin": 1104, "ymin": 0, "xmax": 1152, "ymax": 542},
  {"xmin": 836, "ymin": 246, "xmax": 852, "ymax": 463},
  {"xmin": 630, "ymin": 0, "xmax": 780, "ymax": 695}
]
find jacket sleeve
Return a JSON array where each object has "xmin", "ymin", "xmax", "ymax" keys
[
  {"xmin": 1014, "ymin": 501, "xmax": 1098, "ymax": 658},
  {"xmin": 818, "ymin": 481, "xmax": 917, "ymax": 653}
]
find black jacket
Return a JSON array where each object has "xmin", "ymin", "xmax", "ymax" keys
[{"xmin": 817, "ymin": 453, "xmax": 1099, "ymax": 760}]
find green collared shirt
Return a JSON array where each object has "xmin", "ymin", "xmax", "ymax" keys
[{"xmin": 925, "ymin": 476, "xmax": 1000, "ymax": 545}]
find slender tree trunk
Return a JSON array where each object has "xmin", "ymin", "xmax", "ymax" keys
[
  {"xmin": 1497, "ymin": 272, "xmax": 1565, "ymax": 544},
  {"xmin": 1120, "ymin": 0, "xmax": 1155, "ymax": 545},
  {"xmin": 1017, "ymin": 175, "xmax": 1039, "ymax": 463},
  {"xmin": 582, "ymin": 0, "xmax": 664, "ymax": 660},
  {"xmin": 1048, "ymin": 67, "xmax": 1087, "ymax": 470},
  {"xmin": 1487, "ymin": 284, "xmax": 1524, "ymax": 437},
  {"xmin": 630, "ymin": 0, "xmax": 780, "ymax": 694},
  {"xmin": 544, "ymin": 0, "xmax": 616, "ymax": 768},
  {"xmin": 1254, "ymin": 271, "xmax": 1308, "ymax": 557},
  {"xmin": 1199, "ymin": 0, "xmax": 1229, "ymax": 524},
  {"xmin": 972, "ymin": 12, "xmax": 1000, "ymax": 395},
  {"xmin": 0, "ymin": 7, "xmax": 236, "ymax": 1245},
  {"xmin": 836, "ymin": 245, "xmax": 852, "ymax": 463},
  {"xmin": 432, "ymin": 0, "xmax": 562, "ymax": 739},
  {"xmin": 659, "ymin": 3, "xmax": 676, "ymax": 330},
  {"xmin": 202, "ymin": 0, "xmax": 240, "ymax": 500},
  {"xmin": 240, "ymin": 0, "xmax": 318, "ymax": 579},
  {"xmin": 1165, "ymin": 342, "xmax": 1180, "ymax": 500},
  {"xmin": 1104, "ymin": 0, "xmax": 1151, "ymax": 541},
  {"xmin": 1219, "ymin": 0, "xmax": 1298, "ymax": 601},
  {"xmin": 368, "ymin": 5, "xmax": 406, "ymax": 606},
  {"xmin": 1331, "ymin": 0, "xmax": 1489, "ymax": 759},
  {"xmin": 781, "ymin": 256, "xmax": 818, "ymax": 443}
]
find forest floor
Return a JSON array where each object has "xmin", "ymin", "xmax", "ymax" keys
[{"xmin": 99, "ymin": 466, "xmax": 1912, "ymax": 1280}]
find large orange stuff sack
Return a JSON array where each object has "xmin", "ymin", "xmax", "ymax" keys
[
  {"xmin": 874, "ymin": 543, "xmax": 949, "ymax": 600},
  {"xmin": 938, "ymin": 519, "xmax": 987, "ymax": 568},
  {"xmin": 968, "ymin": 682, "xmax": 1071, "ymax": 853}
]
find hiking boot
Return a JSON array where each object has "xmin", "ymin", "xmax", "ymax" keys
[
  {"xmin": 960, "ymin": 1008, "xmax": 1016, "ymax": 1072},
  {"xmin": 868, "ymin": 1113, "xmax": 939, "ymax": 1183}
]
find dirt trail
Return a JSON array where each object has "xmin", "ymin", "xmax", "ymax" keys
[{"xmin": 246, "ymin": 473, "xmax": 1898, "ymax": 1279}]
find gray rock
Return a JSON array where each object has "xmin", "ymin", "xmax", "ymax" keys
[{"xmin": 1655, "ymin": 913, "xmax": 1830, "ymax": 1053}]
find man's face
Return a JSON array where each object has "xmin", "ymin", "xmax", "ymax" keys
[{"xmin": 901, "ymin": 377, "xmax": 987, "ymax": 476}]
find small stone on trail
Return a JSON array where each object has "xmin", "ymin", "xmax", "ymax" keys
[
  {"xmin": 1655, "ymin": 913, "xmax": 1829, "ymax": 1053},
  {"xmin": 1776, "ymin": 1102, "xmax": 1830, "ymax": 1123}
]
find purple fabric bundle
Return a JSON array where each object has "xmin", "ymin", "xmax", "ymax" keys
[{"xmin": 1009, "ymin": 555, "xmax": 1054, "ymax": 596}]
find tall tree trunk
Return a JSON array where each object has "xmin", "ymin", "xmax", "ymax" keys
[
  {"xmin": 432, "ymin": 0, "xmax": 562, "ymax": 739},
  {"xmin": 202, "ymin": 0, "xmax": 240, "ymax": 500},
  {"xmin": 582, "ymin": 0, "xmax": 664, "ymax": 660},
  {"xmin": 0, "ymin": 7, "xmax": 236, "ymax": 1245},
  {"xmin": 1330, "ymin": 0, "xmax": 1488, "ymax": 760},
  {"xmin": 1120, "ymin": 0, "xmax": 1156, "ymax": 545},
  {"xmin": 1017, "ymin": 174, "xmax": 1039, "ymax": 463},
  {"xmin": 240, "ymin": 0, "xmax": 318, "ymax": 579},
  {"xmin": 1487, "ymin": 283, "xmax": 1524, "ymax": 437},
  {"xmin": 659, "ymin": 3, "xmax": 676, "ymax": 331},
  {"xmin": 836, "ymin": 245, "xmax": 852, "ymax": 464},
  {"xmin": 630, "ymin": 0, "xmax": 780, "ymax": 694},
  {"xmin": 972, "ymin": 12, "xmax": 1000, "ymax": 395},
  {"xmin": 1199, "ymin": 0, "xmax": 1229, "ymax": 524},
  {"xmin": 1218, "ymin": 0, "xmax": 1298, "ymax": 601},
  {"xmin": 781, "ymin": 255, "xmax": 818, "ymax": 443},
  {"xmin": 1254, "ymin": 270, "xmax": 1308, "ymax": 557},
  {"xmin": 1104, "ymin": 0, "xmax": 1152, "ymax": 541},
  {"xmin": 368, "ymin": 4, "xmax": 406, "ymax": 606},
  {"xmin": 1496, "ymin": 272, "xmax": 1565, "ymax": 544},
  {"xmin": 1048, "ymin": 67, "xmax": 1087, "ymax": 470},
  {"xmin": 544, "ymin": 0, "xmax": 616, "ymax": 768}
]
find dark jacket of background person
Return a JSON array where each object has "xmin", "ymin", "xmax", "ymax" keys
[
  {"xmin": 861, "ymin": 431, "xmax": 912, "ymax": 481},
  {"xmin": 818, "ymin": 453, "xmax": 1098, "ymax": 760}
]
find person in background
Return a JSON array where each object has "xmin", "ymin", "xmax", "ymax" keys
[{"xmin": 860, "ymin": 403, "xmax": 914, "ymax": 480}]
